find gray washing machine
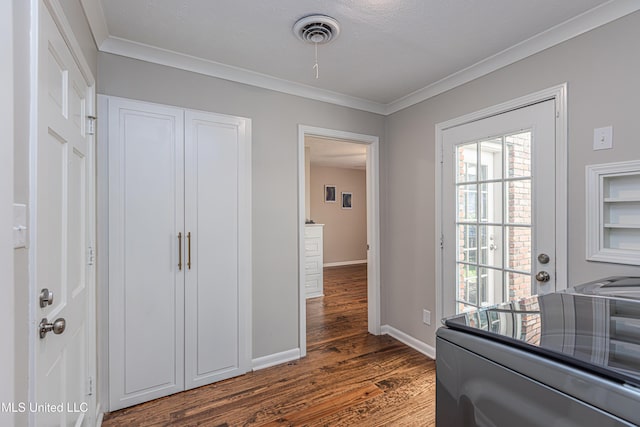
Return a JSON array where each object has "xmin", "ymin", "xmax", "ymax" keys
[{"xmin": 436, "ymin": 277, "xmax": 640, "ymax": 426}]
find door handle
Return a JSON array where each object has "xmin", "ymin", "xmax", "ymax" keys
[
  {"xmin": 39, "ymin": 317, "xmax": 66, "ymax": 339},
  {"xmin": 535, "ymin": 271, "xmax": 551, "ymax": 282},
  {"xmin": 178, "ymin": 232, "xmax": 182, "ymax": 271},
  {"xmin": 187, "ymin": 232, "xmax": 191, "ymax": 270}
]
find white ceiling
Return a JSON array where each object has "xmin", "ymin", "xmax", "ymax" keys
[
  {"xmin": 82, "ymin": 0, "xmax": 638, "ymax": 113},
  {"xmin": 306, "ymin": 136, "xmax": 367, "ymax": 170}
]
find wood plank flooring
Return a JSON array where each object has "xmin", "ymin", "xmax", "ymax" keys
[{"xmin": 102, "ymin": 264, "xmax": 436, "ymax": 426}]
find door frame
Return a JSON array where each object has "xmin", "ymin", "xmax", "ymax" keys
[
  {"xmin": 297, "ymin": 125, "xmax": 381, "ymax": 357},
  {"xmin": 435, "ymin": 84, "xmax": 568, "ymax": 328},
  {"xmin": 28, "ymin": 0, "xmax": 97, "ymax": 424}
]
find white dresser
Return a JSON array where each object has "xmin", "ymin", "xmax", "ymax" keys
[{"xmin": 304, "ymin": 224, "xmax": 324, "ymax": 298}]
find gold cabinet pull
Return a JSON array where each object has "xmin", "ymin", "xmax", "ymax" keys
[
  {"xmin": 178, "ymin": 232, "xmax": 182, "ymax": 271},
  {"xmin": 187, "ymin": 232, "xmax": 192, "ymax": 270}
]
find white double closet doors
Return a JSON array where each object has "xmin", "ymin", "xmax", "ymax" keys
[{"xmin": 106, "ymin": 96, "xmax": 251, "ymax": 411}]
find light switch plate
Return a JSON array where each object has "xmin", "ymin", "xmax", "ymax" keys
[
  {"xmin": 13, "ymin": 203, "xmax": 27, "ymax": 249},
  {"xmin": 593, "ymin": 126, "xmax": 613, "ymax": 150}
]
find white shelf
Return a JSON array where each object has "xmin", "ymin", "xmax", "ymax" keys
[
  {"xmin": 604, "ymin": 198, "xmax": 640, "ymax": 203},
  {"xmin": 587, "ymin": 161, "xmax": 640, "ymax": 265}
]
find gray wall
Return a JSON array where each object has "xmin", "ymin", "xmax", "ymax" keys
[
  {"xmin": 97, "ymin": 53, "xmax": 385, "ymax": 358},
  {"xmin": 383, "ymin": 11, "xmax": 640, "ymax": 349},
  {"xmin": 59, "ymin": 0, "xmax": 98, "ymax": 79}
]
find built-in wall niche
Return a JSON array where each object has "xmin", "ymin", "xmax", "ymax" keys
[{"xmin": 587, "ymin": 160, "xmax": 640, "ymax": 265}]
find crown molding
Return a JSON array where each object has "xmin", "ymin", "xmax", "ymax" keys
[
  {"xmin": 99, "ymin": 36, "xmax": 388, "ymax": 115},
  {"xmin": 385, "ymin": 0, "xmax": 640, "ymax": 115},
  {"xmin": 82, "ymin": 0, "xmax": 639, "ymax": 116},
  {"xmin": 80, "ymin": 0, "xmax": 108, "ymax": 48}
]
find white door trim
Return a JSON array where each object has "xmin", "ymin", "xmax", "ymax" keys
[
  {"xmin": 28, "ymin": 0, "xmax": 97, "ymax": 425},
  {"xmin": 1, "ymin": 0, "xmax": 15, "ymax": 421},
  {"xmin": 435, "ymin": 84, "xmax": 567, "ymax": 331},
  {"xmin": 297, "ymin": 125, "xmax": 381, "ymax": 357}
]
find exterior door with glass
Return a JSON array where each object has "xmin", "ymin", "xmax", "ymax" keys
[{"xmin": 441, "ymin": 100, "xmax": 556, "ymax": 317}]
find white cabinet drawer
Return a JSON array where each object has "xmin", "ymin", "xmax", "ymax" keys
[
  {"xmin": 305, "ymin": 225, "xmax": 323, "ymax": 238},
  {"xmin": 305, "ymin": 274, "xmax": 322, "ymax": 297},
  {"xmin": 305, "ymin": 237, "xmax": 322, "ymax": 257},
  {"xmin": 305, "ymin": 257, "xmax": 322, "ymax": 275},
  {"xmin": 304, "ymin": 224, "xmax": 324, "ymax": 298}
]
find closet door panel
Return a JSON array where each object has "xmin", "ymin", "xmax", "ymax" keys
[
  {"xmin": 185, "ymin": 111, "xmax": 245, "ymax": 389},
  {"xmin": 108, "ymin": 98, "xmax": 185, "ymax": 410}
]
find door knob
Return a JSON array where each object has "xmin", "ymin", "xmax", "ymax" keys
[
  {"xmin": 39, "ymin": 288, "xmax": 54, "ymax": 308},
  {"xmin": 535, "ymin": 271, "xmax": 551, "ymax": 282},
  {"xmin": 39, "ymin": 317, "xmax": 66, "ymax": 339}
]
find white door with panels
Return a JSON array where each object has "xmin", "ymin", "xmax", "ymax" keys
[
  {"xmin": 32, "ymin": 1, "xmax": 96, "ymax": 425},
  {"xmin": 107, "ymin": 96, "xmax": 251, "ymax": 410},
  {"xmin": 441, "ymin": 100, "xmax": 557, "ymax": 318}
]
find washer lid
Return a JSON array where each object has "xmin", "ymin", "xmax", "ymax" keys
[{"xmin": 443, "ymin": 282, "xmax": 640, "ymax": 388}]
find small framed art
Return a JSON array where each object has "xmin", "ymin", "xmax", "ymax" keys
[
  {"xmin": 342, "ymin": 192, "xmax": 352, "ymax": 209},
  {"xmin": 324, "ymin": 185, "xmax": 336, "ymax": 202}
]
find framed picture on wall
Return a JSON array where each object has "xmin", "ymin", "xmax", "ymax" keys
[
  {"xmin": 324, "ymin": 185, "xmax": 336, "ymax": 202},
  {"xmin": 342, "ymin": 192, "xmax": 352, "ymax": 209}
]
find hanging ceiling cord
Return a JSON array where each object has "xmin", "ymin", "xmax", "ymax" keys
[{"xmin": 313, "ymin": 42, "xmax": 319, "ymax": 79}]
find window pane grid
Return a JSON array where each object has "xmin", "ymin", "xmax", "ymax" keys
[{"xmin": 455, "ymin": 131, "xmax": 533, "ymax": 313}]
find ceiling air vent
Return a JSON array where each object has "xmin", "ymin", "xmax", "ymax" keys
[{"xmin": 293, "ymin": 15, "xmax": 340, "ymax": 45}]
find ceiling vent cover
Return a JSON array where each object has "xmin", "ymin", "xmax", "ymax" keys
[{"xmin": 293, "ymin": 15, "xmax": 340, "ymax": 44}]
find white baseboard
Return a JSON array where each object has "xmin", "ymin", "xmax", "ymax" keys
[
  {"xmin": 323, "ymin": 259, "xmax": 367, "ymax": 267},
  {"xmin": 381, "ymin": 324, "xmax": 436, "ymax": 359},
  {"xmin": 252, "ymin": 348, "xmax": 301, "ymax": 371}
]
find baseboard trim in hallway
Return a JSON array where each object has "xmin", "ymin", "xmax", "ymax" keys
[
  {"xmin": 252, "ymin": 348, "xmax": 301, "ymax": 371},
  {"xmin": 381, "ymin": 324, "xmax": 436, "ymax": 359}
]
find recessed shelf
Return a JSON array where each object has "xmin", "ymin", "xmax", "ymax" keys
[{"xmin": 587, "ymin": 160, "xmax": 640, "ymax": 265}]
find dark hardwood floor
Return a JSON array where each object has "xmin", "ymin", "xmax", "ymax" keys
[{"xmin": 103, "ymin": 264, "xmax": 436, "ymax": 426}]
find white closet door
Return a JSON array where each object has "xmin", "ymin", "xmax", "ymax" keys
[
  {"xmin": 108, "ymin": 98, "xmax": 185, "ymax": 410},
  {"xmin": 184, "ymin": 110, "xmax": 250, "ymax": 389}
]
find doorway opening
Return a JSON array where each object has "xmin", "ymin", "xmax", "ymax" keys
[{"xmin": 298, "ymin": 126, "xmax": 380, "ymax": 357}]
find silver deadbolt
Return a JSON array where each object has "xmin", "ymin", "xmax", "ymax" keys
[
  {"xmin": 537, "ymin": 253, "xmax": 550, "ymax": 264},
  {"xmin": 535, "ymin": 271, "xmax": 551, "ymax": 282},
  {"xmin": 39, "ymin": 288, "xmax": 54, "ymax": 308},
  {"xmin": 39, "ymin": 317, "xmax": 66, "ymax": 339}
]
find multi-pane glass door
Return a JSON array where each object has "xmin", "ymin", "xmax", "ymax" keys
[
  {"xmin": 455, "ymin": 132, "xmax": 533, "ymax": 312},
  {"xmin": 441, "ymin": 99, "xmax": 557, "ymax": 317}
]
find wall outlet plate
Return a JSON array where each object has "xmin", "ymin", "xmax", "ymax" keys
[
  {"xmin": 422, "ymin": 309, "xmax": 431, "ymax": 326},
  {"xmin": 593, "ymin": 126, "xmax": 613, "ymax": 150}
]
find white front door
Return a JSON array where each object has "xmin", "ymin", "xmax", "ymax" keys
[
  {"xmin": 32, "ymin": 2, "xmax": 94, "ymax": 425},
  {"xmin": 441, "ymin": 100, "xmax": 557, "ymax": 317}
]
